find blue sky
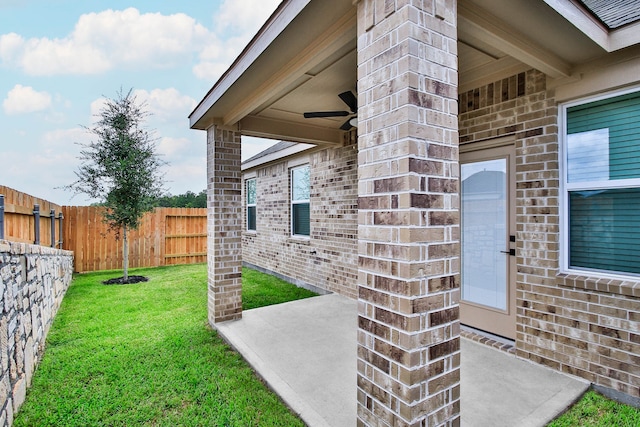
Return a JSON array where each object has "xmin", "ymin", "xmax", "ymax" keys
[{"xmin": 0, "ymin": 0, "xmax": 280, "ymax": 205}]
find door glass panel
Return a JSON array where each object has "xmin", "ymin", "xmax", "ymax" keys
[{"xmin": 461, "ymin": 158, "xmax": 507, "ymax": 310}]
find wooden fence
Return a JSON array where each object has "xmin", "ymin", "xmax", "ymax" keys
[
  {"xmin": 62, "ymin": 206, "xmax": 207, "ymax": 273},
  {"xmin": 0, "ymin": 185, "xmax": 64, "ymax": 247},
  {"xmin": 0, "ymin": 185, "xmax": 208, "ymax": 273}
]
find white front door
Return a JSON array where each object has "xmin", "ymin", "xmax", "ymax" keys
[{"xmin": 460, "ymin": 142, "xmax": 516, "ymax": 339}]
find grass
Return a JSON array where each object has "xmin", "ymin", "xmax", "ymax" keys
[
  {"xmin": 547, "ymin": 390, "xmax": 640, "ymax": 427},
  {"xmin": 14, "ymin": 264, "xmax": 317, "ymax": 427},
  {"xmin": 17, "ymin": 263, "xmax": 640, "ymax": 427},
  {"xmin": 242, "ymin": 267, "xmax": 317, "ymax": 310}
]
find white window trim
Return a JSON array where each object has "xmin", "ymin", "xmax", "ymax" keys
[
  {"xmin": 246, "ymin": 177, "xmax": 257, "ymax": 232},
  {"xmin": 290, "ymin": 164, "xmax": 310, "ymax": 238},
  {"xmin": 559, "ymin": 85, "xmax": 640, "ymax": 280}
]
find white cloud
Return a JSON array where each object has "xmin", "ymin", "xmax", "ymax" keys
[
  {"xmin": 22, "ymin": 36, "xmax": 111, "ymax": 75},
  {"xmin": 42, "ymin": 127, "xmax": 91, "ymax": 150},
  {"xmin": 0, "ymin": 128, "xmax": 92, "ymax": 204},
  {"xmin": 0, "ymin": 32, "xmax": 23, "ymax": 62},
  {"xmin": 88, "ymin": 88, "xmax": 197, "ymax": 129},
  {"xmin": 3, "ymin": 84, "xmax": 52, "ymax": 114},
  {"xmin": 193, "ymin": 0, "xmax": 281, "ymax": 81},
  {"xmin": 215, "ymin": 0, "xmax": 281, "ymax": 36},
  {"xmin": 162, "ymin": 157, "xmax": 207, "ymax": 194},
  {"xmin": 83, "ymin": 95, "xmax": 205, "ymax": 194},
  {"xmin": 192, "ymin": 43, "xmax": 234, "ymax": 80},
  {"xmin": 88, "ymin": 97, "xmax": 107, "ymax": 124},
  {"xmin": 157, "ymin": 136, "xmax": 196, "ymax": 158},
  {"xmin": 0, "ymin": 8, "xmax": 212, "ymax": 75},
  {"xmin": 0, "ymin": 150, "xmax": 77, "ymax": 204},
  {"xmin": 133, "ymin": 88, "xmax": 197, "ymax": 122},
  {"xmin": 155, "ymin": 135, "xmax": 207, "ymax": 189},
  {"xmin": 0, "ymin": 3, "xmax": 281, "ymax": 81},
  {"xmin": 0, "ymin": 126, "xmax": 204, "ymax": 204},
  {"xmin": 192, "ymin": 60, "xmax": 231, "ymax": 81}
]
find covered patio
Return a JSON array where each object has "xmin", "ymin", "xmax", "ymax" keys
[
  {"xmin": 215, "ymin": 294, "xmax": 587, "ymax": 426},
  {"xmin": 189, "ymin": 0, "xmax": 638, "ymax": 425}
]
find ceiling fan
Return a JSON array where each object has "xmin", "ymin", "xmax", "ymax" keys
[{"xmin": 303, "ymin": 90, "xmax": 358, "ymax": 130}]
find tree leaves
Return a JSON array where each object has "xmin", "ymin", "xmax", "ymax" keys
[
  {"xmin": 155, "ymin": 190, "xmax": 207, "ymax": 208},
  {"xmin": 66, "ymin": 88, "xmax": 166, "ymax": 232}
]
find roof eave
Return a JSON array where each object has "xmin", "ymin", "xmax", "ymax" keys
[
  {"xmin": 542, "ymin": 0, "xmax": 640, "ymax": 52},
  {"xmin": 189, "ymin": 0, "xmax": 311, "ymax": 130}
]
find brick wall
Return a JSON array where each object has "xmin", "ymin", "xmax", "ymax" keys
[
  {"xmin": 356, "ymin": 0, "xmax": 461, "ymax": 424},
  {"xmin": 242, "ymin": 133, "xmax": 359, "ymax": 298},
  {"xmin": 207, "ymin": 127, "xmax": 243, "ymax": 324},
  {"xmin": 537, "ymin": 275, "xmax": 639, "ymax": 398},
  {"xmin": 460, "ymin": 69, "xmax": 640, "ymax": 399},
  {"xmin": 0, "ymin": 241, "xmax": 73, "ymax": 426},
  {"xmin": 240, "ymin": 67, "xmax": 639, "ymax": 402}
]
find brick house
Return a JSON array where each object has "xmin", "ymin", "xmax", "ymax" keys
[{"xmin": 190, "ymin": 0, "xmax": 640, "ymax": 425}]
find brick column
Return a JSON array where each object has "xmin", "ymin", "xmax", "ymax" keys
[
  {"xmin": 206, "ymin": 126, "xmax": 243, "ymax": 324},
  {"xmin": 356, "ymin": 1, "xmax": 460, "ymax": 426}
]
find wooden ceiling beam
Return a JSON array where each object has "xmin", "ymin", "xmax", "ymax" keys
[{"xmin": 238, "ymin": 115, "xmax": 344, "ymax": 146}]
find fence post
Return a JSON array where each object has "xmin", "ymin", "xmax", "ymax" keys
[
  {"xmin": 50, "ymin": 208, "xmax": 56, "ymax": 248},
  {"xmin": 58, "ymin": 212, "xmax": 64, "ymax": 249},
  {"xmin": 0, "ymin": 195, "xmax": 4, "ymax": 240},
  {"xmin": 33, "ymin": 204, "xmax": 40, "ymax": 245}
]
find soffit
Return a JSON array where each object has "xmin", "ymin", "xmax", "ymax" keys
[{"xmin": 462, "ymin": 0, "xmax": 604, "ymax": 64}]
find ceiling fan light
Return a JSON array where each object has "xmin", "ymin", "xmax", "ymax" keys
[{"xmin": 349, "ymin": 117, "xmax": 358, "ymax": 127}]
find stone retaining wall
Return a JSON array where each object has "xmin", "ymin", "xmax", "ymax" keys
[{"xmin": 0, "ymin": 240, "xmax": 73, "ymax": 426}]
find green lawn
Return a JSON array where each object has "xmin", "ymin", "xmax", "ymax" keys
[
  {"xmin": 242, "ymin": 267, "xmax": 317, "ymax": 310},
  {"xmin": 16, "ymin": 263, "xmax": 640, "ymax": 426},
  {"xmin": 14, "ymin": 264, "xmax": 316, "ymax": 427},
  {"xmin": 548, "ymin": 390, "xmax": 640, "ymax": 427}
]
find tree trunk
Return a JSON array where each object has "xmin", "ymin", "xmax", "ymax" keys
[{"xmin": 123, "ymin": 225, "xmax": 129, "ymax": 281}]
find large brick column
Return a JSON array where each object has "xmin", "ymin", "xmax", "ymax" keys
[
  {"xmin": 206, "ymin": 126, "xmax": 243, "ymax": 325},
  {"xmin": 356, "ymin": 1, "xmax": 460, "ymax": 425}
]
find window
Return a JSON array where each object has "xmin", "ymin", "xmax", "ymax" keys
[
  {"xmin": 246, "ymin": 178, "xmax": 256, "ymax": 231},
  {"xmin": 291, "ymin": 164, "xmax": 310, "ymax": 236},
  {"xmin": 562, "ymin": 89, "xmax": 640, "ymax": 276}
]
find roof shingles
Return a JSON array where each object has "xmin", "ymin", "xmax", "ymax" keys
[
  {"xmin": 242, "ymin": 141, "xmax": 297, "ymax": 164},
  {"xmin": 579, "ymin": 0, "xmax": 640, "ymax": 29}
]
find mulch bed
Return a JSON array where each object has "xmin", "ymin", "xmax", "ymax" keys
[{"xmin": 102, "ymin": 276, "xmax": 149, "ymax": 285}]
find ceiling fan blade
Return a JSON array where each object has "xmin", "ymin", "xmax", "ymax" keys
[
  {"xmin": 338, "ymin": 91, "xmax": 357, "ymax": 113},
  {"xmin": 303, "ymin": 111, "xmax": 350, "ymax": 118},
  {"xmin": 340, "ymin": 118, "xmax": 353, "ymax": 130}
]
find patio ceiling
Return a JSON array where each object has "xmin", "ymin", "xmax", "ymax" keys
[{"xmin": 189, "ymin": 0, "xmax": 639, "ymax": 145}]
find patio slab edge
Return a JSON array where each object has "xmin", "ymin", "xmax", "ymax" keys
[{"xmin": 214, "ymin": 311, "xmax": 332, "ymax": 427}]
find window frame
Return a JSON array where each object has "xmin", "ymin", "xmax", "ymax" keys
[
  {"xmin": 559, "ymin": 85, "xmax": 640, "ymax": 279},
  {"xmin": 246, "ymin": 177, "xmax": 257, "ymax": 232},
  {"xmin": 290, "ymin": 164, "xmax": 310, "ymax": 238}
]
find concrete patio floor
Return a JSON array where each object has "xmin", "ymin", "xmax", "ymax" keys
[{"xmin": 215, "ymin": 293, "xmax": 588, "ymax": 427}]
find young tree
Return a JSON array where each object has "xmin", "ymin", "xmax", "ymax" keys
[{"xmin": 67, "ymin": 89, "xmax": 165, "ymax": 282}]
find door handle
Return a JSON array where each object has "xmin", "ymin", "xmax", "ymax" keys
[{"xmin": 500, "ymin": 249, "xmax": 515, "ymax": 256}]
